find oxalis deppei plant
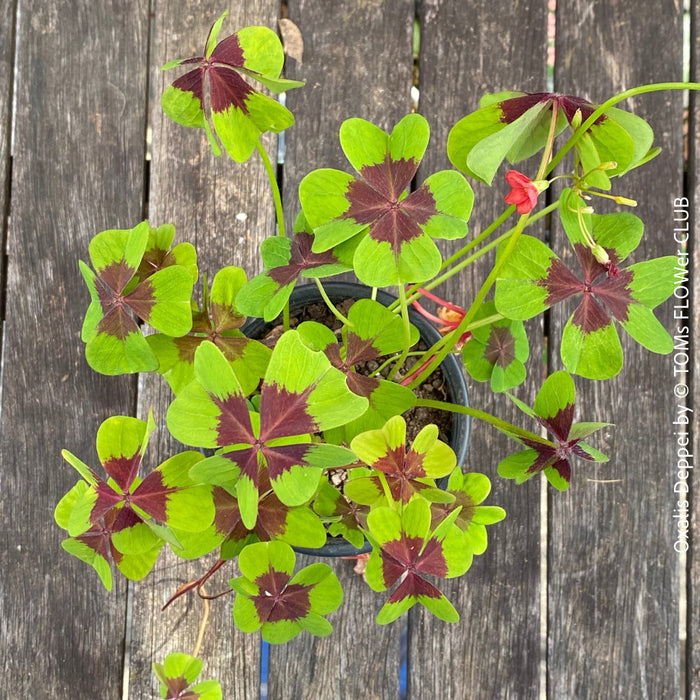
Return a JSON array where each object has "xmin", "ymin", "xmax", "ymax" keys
[{"xmin": 54, "ymin": 10, "xmax": 697, "ymax": 692}]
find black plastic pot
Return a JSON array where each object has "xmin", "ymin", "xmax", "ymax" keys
[{"xmin": 241, "ymin": 281, "xmax": 471, "ymax": 557}]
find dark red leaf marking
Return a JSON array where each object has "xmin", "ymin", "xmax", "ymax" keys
[
  {"xmin": 111, "ymin": 505, "xmax": 143, "ymax": 532},
  {"xmin": 212, "ymin": 394, "xmax": 256, "ymax": 447},
  {"xmin": 208, "ymin": 67, "xmax": 253, "ymax": 114},
  {"xmin": 172, "ymin": 315, "xmax": 247, "ymax": 363},
  {"xmin": 94, "ymin": 274, "xmax": 140, "ymax": 340},
  {"xmin": 96, "ymin": 304, "xmax": 140, "ymax": 341},
  {"xmin": 542, "ymin": 258, "xmax": 584, "ymax": 306},
  {"xmin": 413, "ymin": 538, "xmax": 448, "ymax": 578},
  {"xmin": 398, "ymin": 185, "xmax": 439, "ymax": 225},
  {"xmin": 431, "ymin": 490, "xmax": 476, "ymax": 531},
  {"xmin": 380, "ymin": 533, "xmax": 448, "ymax": 591},
  {"xmin": 164, "ymin": 676, "xmax": 199, "ymax": 699},
  {"xmin": 252, "ymin": 570, "xmax": 311, "ymax": 622},
  {"xmin": 171, "ymin": 33, "xmax": 253, "ymax": 118},
  {"xmin": 92, "ymin": 482, "xmax": 126, "ymax": 523},
  {"xmin": 345, "ymin": 330, "xmax": 384, "ymax": 365},
  {"xmin": 99, "ymin": 260, "xmax": 136, "ymax": 293},
  {"xmin": 131, "ymin": 470, "xmax": 179, "ymax": 522},
  {"xmin": 345, "ymin": 371, "xmax": 380, "ymax": 399},
  {"xmin": 210, "ymin": 33, "xmax": 246, "ymax": 67},
  {"xmin": 262, "ymin": 443, "xmax": 313, "ymax": 482},
  {"xmin": 379, "ymin": 535, "xmax": 421, "ymax": 587},
  {"xmin": 125, "ymin": 279, "xmax": 157, "ymax": 323},
  {"xmin": 370, "ymin": 444, "xmax": 431, "ymax": 504},
  {"xmin": 75, "ymin": 525, "xmax": 112, "ymax": 561},
  {"xmin": 268, "ymin": 231, "xmax": 340, "ymax": 286},
  {"xmin": 102, "ymin": 455, "xmax": 141, "ymax": 494},
  {"xmin": 259, "ymin": 384, "xmax": 318, "ymax": 441},
  {"xmin": 387, "ymin": 571, "xmax": 444, "ymax": 604},
  {"xmin": 211, "ymin": 303, "xmax": 246, "ymax": 332},
  {"xmin": 373, "ymin": 444, "xmax": 406, "ymax": 477},
  {"xmin": 214, "ymin": 485, "xmax": 291, "ymax": 544},
  {"xmin": 549, "ymin": 457, "xmax": 572, "ymax": 482},
  {"xmin": 367, "ymin": 208, "xmax": 423, "ymax": 248},
  {"xmin": 542, "ymin": 244, "xmax": 634, "ymax": 334},
  {"xmin": 213, "ymin": 487, "xmax": 241, "ymax": 535},
  {"xmin": 345, "ymin": 179, "xmax": 395, "ymax": 225},
  {"xmin": 136, "ymin": 246, "xmax": 180, "ymax": 282},
  {"xmin": 257, "ymin": 492, "xmax": 291, "ymax": 539},
  {"xmin": 570, "ymin": 294, "xmax": 611, "ymax": 333},
  {"xmin": 172, "ymin": 68, "xmax": 205, "ymax": 104},
  {"xmin": 222, "ymin": 447, "xmax": 260, "ymax": 484},
  {"xmin": 519, "ymin": 440, "xmax": 558, "ymax": 474},
  {"xmin": 359, "ymin": 156, "xmax": 419, "ymax": 202},
  {"xmin": 499, "ymin": 93, "xmax": 604, "ymax": 127},
  {"xmin": 341, "ymin": 156, "xmax": 437, "ymax": 254},
  {"xmin": 574, "ymin": 242, "xmax": 609, "ymax": 284},
  {"xmin": 215, "ymin": 335, "xmax": 251, "ymax": 360},
  {"xmin": 77, "ymin": 510, "xmax": 127, "ymax": 567},
  {"xmin": 174, "ymin": 335, "xmax": 203, "ymax": 363},
  {"xmin": 538, "ymin": 403, "xmax": 575, "ymax": 444},
  {"xmin": 484, "ymin": 325, "xmax": 517, "ymax": 369},
  {"xmin": 591, "ymin": 270, "xmax": 634, "ymax": 323}
]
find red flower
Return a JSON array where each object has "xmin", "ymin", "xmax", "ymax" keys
[{"xmin": 504, "ymin": 170, "xmax": 540, "ymax": 214}]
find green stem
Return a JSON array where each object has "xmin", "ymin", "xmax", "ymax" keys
[
  {"xmin": 407, "ymin": 103, "xmax": 561, "ymax": 390},
  {"xmin": 387, "ymin": 283, "xmax": 412, "ymax": 381},
  {"xmin": 377, "ymin": 472, "xmax": 398, "ymax": 509},
  {"xmin": 401, "ymin": 201, "xmax": 559, "ymax": 309},
  {"xmin": 440, "ymin": 207, "xmax": 514, "ymax": 270},
  {"xmin": 256, "ymin": 140, "xmax": 285, "ymax": 239},
  {"xmin": 370, "ymin": 351, "xmax": 425, "ymax": 378},
  {"xmin": 414, "ymin": 398, "xmax": 552, "ymax": 447},
  {"xmin": 468, "ymin": 313, "xmax": 504, "ymax": 330},
  {"xmin": 256, "ymin": 140, "xmax": 289, "ymax": 328},
  {"xmin": 314, "ymin": 278, "xmax": 353, "ymax": 326}
]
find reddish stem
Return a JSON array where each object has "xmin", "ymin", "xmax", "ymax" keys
[
  {"xmin": 162, "ymin": 558, "xmax": 229, "ymax": 610},
  {"xmin": 416, "ymin": 287, "xmax": 466, "ymax": 314},
  {"xmin": 412, "ymin": 300, "xmax": 459, "ymax": 329}
]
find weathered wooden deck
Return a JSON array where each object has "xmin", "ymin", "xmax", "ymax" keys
[{"xmin": 1, "ymin": 0, "xmax": 698, "ymax": 698}]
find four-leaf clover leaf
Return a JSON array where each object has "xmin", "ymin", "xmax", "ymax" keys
[
  {"xmin": 300, "ymin": 114, "xmax": 474, "ymax": 286},
  {"xmin": 162, "ymin": 11, "xmax": 304, "ymax": 162}
]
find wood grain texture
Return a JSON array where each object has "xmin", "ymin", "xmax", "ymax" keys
[
  {"xmin": 410, "ymin": 1, "xmax": 548, "ymax": 697},
  {"xmin": 1, "ymin": 2, "xmax": 697, "ymax": 698},
  {"xmin": 689, "ymin": 2, "xmax": 699, "ymax": 695},
  {"xmin": 0, "ymin": 0, "xmax": 14, "ymax": 304},
  {"xmin": 0, "ymin": 1, "xmax": 148, "ymax": 697},
  {"xmin": 123, "ymin": 2, "xmax": 279, "ymax": 698},
  {"xmin": 267, "ymin": 2, "xmax": 415, "ymax": 698},
  {"xmin": 550, "ymin": 1, "xmax": 685, "ymax": 697}
]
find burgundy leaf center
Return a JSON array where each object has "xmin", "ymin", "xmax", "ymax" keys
[
  {"xmin": 542, "ymin": 246, "xmax": 634, "ymax": 333},
  {"xmin": 268, "ymin": 232, "xmax": 340, "ymax": 286},
  {"xmin": 252, "ymin": 571, "xmax": 311, "ymax": 622},
  {"xmin": 499, "ymin": 92, "xmax": 604, "ymax": 127},
  {"xmin": 484, "ymin": 326, "xmax": 517, "ymax": 368},
  {"xmin": 342, "ymin": 156, "xmax": 437, "ymax": 252}
]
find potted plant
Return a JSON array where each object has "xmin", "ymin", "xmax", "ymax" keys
[{"xmin": 54, "ymin": 10, "xmax": 695, "ymax": 694}]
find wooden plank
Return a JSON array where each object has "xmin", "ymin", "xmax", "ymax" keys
[
  {"xmin": 123, "ymin": 3, "xmax": 278, "ymax": 698},
  {"xmin": 410, "ymin": 1, "xmax": 549, "ymax": 697},
  {"xmin": 0, "ymin": 0, "xmax": 13, "ymax": 300},
  {"xmin": 267, "ymin": 2, "xmax": 415, "ymax": 698},
  {"xmin": 689, "ymin": 1, "xmax": 699, "ymax": 695},
  {"xmin": 550, "ymin": 2, "xmax": 685, "ymax": 696},
  {"xmin": 0, "ymin": 1, "xmax": 148, "ymax": 697}
]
